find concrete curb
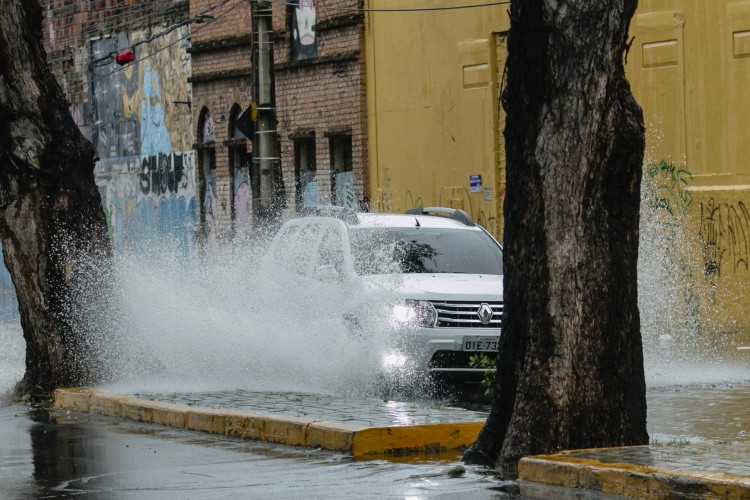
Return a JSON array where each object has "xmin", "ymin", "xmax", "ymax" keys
[
  {"xmin": 54, "ymin": 388, "xmax": 484, "ymax": 457},
  {"xmin": 519, "ymin": 448, "xmax": 750, "ymax": 499}
]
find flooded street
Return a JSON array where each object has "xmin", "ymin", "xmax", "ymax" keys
[
  {"xmin": 2, "ymin": 318, "xmax": 749, "ymax": 499},
  {"xmin": 1, "ymin": 236, "xmax": 749, "ymax": 499},
  {"xmin": 648, "ymin": 383, "xmax": 749, "ymax": 442},
  {"xmin": 0, "ymin": 404, "xmax": 507, "ymax": 499}
]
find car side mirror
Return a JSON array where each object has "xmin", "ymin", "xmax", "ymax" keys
[{"xmin": 314, "ymin": 264, "xmax": 341, "ymax": 283}]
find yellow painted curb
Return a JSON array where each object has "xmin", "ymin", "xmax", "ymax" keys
[
  {"xmin": 519, "ymin": 449, "xmax": 750, "ymax": 499},
  {"xmin": 352, "ymin": 421, "xmax": 484, "ymax": 457},
  {"xmin": 54, "ymin": 388, "xmax": 483, "ymax": 457}
]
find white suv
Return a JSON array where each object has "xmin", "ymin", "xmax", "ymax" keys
[{"xmin": 264, "ymin": 207, "xmax": 503, "ymax": 385}]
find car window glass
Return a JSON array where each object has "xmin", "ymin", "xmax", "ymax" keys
[{"xmin": 348, "ymin": 227, "xmax": 503, "ymax": 275}]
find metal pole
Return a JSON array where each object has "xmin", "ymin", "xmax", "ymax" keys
[{"xmin": 251, "ymin": 0, "xmax": 281, "ymax": 222}]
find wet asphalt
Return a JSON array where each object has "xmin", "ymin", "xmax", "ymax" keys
[
  {"xmin": 0, "ymin": 403, "xmax": 509, "ymax": 500},
  {"xmin": 3, "ymin": 379, "xmax": 750, "ymax": 499}
]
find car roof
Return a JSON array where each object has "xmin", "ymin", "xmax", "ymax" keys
[
  {"xmin": 350, "ymin": 213, "xmax": 480, "ymax": 230},
  {"xmin": 289, "ymin": 207, "xmax": 484, "ymax": 231}
]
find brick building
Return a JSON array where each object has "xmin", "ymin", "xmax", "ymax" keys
[
  {"xmin": 42, "ymin": 0, "xmax": 196, "ymax": 254},
  {"xmin": 188, "ymin": 0, "xmax": 255, "ymax": 246},
  {"xmin": 39, "ymin": 0, "xmax": 370, "ymax": 253},
  {"xmin": 189, "ymin": 0, "xmax": 369, "ymax": 247},
  {"xmin": 272, "ymin": 0, "xmax": 369, "ymax": 214}
]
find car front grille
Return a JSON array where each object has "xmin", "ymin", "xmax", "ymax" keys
[{"xmin": 430, "ymin": 300, "xmax": 503, "ymax": 328}]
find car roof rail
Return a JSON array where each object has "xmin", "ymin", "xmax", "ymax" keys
[
  {"xmin": 405, "ymin": 207, "xmax": 475, "ymax": 226},
  {"xmin": 299, "ymin": 205, "xmax": 360, "ymax": 224}
]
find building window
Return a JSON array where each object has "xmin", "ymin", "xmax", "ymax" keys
[
  {"xmin": 200, "ymin": 149, "xmax": 217, "ymax": 241},
  {"xmin": 294, "ymin": 136, "xmax": 317, "ymax": 209},
  {"xmin": 198, "ymin": 107, "xmax": 217, "ymax": 242},
  {"xmin": 229, "ymin": 105, "xmax": 253, "ymax": 235},
  {"xmin": 201, "ymin": 110, "xmax": 215, "ymax": 144},
  {"xmin": 329, "ymin": 135, "xmax": 354, "ymax": 208},
  {"xmin": 290, "ymin": 0, "xmax": 317, "ymax": 61}
]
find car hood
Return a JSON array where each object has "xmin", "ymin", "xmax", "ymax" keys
[{"xmin": 359, "ymin": 273, "xmax": 503, "ymax": 301}]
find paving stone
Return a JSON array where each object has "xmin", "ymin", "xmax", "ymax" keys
[{"xmin": 130, "ymin": 389, "xmax": 489, "ymax": 428}]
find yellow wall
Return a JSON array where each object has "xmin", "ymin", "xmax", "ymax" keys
[
  {"xmin": 365, "ymin": 0, "xmax": 509, "ymax": 239},
  {"xmin": 365, "ymin": 0, "xmax": 750, "ymax": 345},
  {"xmin": 629, "ymin": 0, "xmax": 750, "ymax": 346}
]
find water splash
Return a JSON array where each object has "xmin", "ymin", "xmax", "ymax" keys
[
  {"xmin": 1, "ymin": 164, "xmax": 749, "ymax": 398},
  {"xmin": 0, "ymin": 322, "xmax": 23, "ymax": 397},
  {"xmin": 638, "ymin": 160, "xmax": 750, "ymax": 387},
  {"xmin": 74, "ymin": 231, "xmax": 422, "ymax": 398}
]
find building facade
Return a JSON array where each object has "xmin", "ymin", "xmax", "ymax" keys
[
  {"xmin": 43, "ymin": 0, "xmax": 196, "ymax": 254},
  {"xmin": 627, "ymin": 0, "xmax": 750, "ymax": 349},
  {"xmin": 272, "ymin": 0, "xmax": 369, "ymax": 215},
  {"xmin": 22, "ymin": 0, "xmax": 750, "ymax": 350},
  {"xmin": 188, "ymin": 0, "xmax": 255, "ymax": 247},
  {"xmin": 364, "ymin": 0, "xmax": 750, "ymax": 349},
  {"xmin": 364, "ymin": 1, "xmax": 509, "ymax": 241}
]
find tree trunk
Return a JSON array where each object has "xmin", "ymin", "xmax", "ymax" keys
[
  {"xmin": 464, "ymin": 0, "xmax": 648, "ymax": 471},
  {"xmin": 0, "ymin": 0, "xmax": 111, "ymax": 397}
]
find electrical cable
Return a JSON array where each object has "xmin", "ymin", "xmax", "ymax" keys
[
  {"xmin": 264, "ymin": 0, "xmax": 510, "ymax": 13},
  {"xmin": 45, "ymin": 0, "xmax": 229, "ymax": 67},
  {"xmin": 65, "ymin": 0, "xmax": 249, "ymax": 94},
  {"xmin": 48, "ymin": 0, "xmax": 511, "ymax": 97},
  {"xmin": 89, "ymin": 1, "xmax": 231, "ymax": 67}
]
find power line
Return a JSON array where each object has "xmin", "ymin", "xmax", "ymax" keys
[
  {"xmin": 45, "ymin": 1, "xmax": 180, "ymax": 51},
  {"xmin": 270, "ymin": 0, "xmax": 510, "ymax": 13},
  {"xmin": 89, "ymin": 7, "xmax": 220, "ymax": 68},
  {"xmin": 94, "ymin": 3, "xmax": 243, "ymax": 83},
  {"xmin": 49, "ymin": 0, "xmax": 511, "ymax": 95},
  {"xmin": 60, "ymin": 0, "xmax": 248, "ymax": 94}
]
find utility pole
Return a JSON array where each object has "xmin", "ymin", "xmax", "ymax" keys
[{"xmin": 250, "ymin": 0, "xmax": 281, "ymax": 225}]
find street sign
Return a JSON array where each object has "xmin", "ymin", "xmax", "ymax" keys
[
  {"xmin": 235, "ymin": 106, "xmax": 255, "ymax": 138},
  {"xmin": 470, "ymin": 174, "xmax": 482, "ymax": 193}
]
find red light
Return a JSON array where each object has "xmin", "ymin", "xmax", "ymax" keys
[{"xmin": 115, "ymin": 49, "xmax": 135, "ymax": 66}]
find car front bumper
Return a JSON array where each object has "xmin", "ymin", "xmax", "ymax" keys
[{"xmin": 416, "ymin": 327, "xmax": 501, "ymax": 383}]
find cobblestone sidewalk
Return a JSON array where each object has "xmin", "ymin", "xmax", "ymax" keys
[
  {"xmin": 131, "ymin": 389, "xmax": 489, "ymax": 429},
  {"xmin": 520, "ymin": 442, "xmax": 750, "ymax": 499}
]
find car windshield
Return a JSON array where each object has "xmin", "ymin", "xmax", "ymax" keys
[{"xmin": 348, "ymin": 227, "xmax": 503, "ymax": 275}]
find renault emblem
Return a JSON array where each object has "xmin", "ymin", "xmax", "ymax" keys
[{"xmin": 477, "ymin": 303, "xmax": 494, "ymax": 325}]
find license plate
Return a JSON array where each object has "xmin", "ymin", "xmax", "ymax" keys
[{"xmin": 463, "ymin": 336, "xmax": 498, "ymax": 352}]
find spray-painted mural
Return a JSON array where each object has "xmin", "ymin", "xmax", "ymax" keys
[
  {"xmin": 89, "ymin": 27, "xmax": 195, "ymax": 254},
  {"xmin": 291, "ymin": 0, "xmax": 317, "ymax": 61}
]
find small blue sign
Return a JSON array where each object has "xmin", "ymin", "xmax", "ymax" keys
[{"xmin": 470, "ymin": 174, "xmax": 482, "ymax": 193}]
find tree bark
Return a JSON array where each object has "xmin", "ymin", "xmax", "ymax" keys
[
  {"xmin": 464, "ymin": 0, "xmax": 648, "ymax": 471},
  {"xmin": 0, "ymin": 0, "xmax": 111, "ymax": 397}
]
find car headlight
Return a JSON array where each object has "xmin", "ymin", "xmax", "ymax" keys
[
  {"xmin": 381, "ymin": 350, "xmax": 408, "ymax": 370},
  {"xmin": 389, "ymin": 299, "xmax": 437, "ymax": 328}
]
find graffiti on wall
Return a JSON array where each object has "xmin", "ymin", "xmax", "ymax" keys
[
  {"xmin": 139, "ymin": 61, "xmax": 173, "ymax": 156},
  {"xmin": 88, "ymin": 26, "xmax": 195, "ymax": 254},
  {"xmin": 645, "ymin": 159, "xmax": 693, "ymax": 215},
  {"xmin": 140, "ymin": 152, "xmax": 189, "ymax": 197},
  {"xmin": 291, "ymin": 0, "xmax": 317, "ymax": 61},
  {"xmin": 475, "ymin": 210, "xmax": 498, "ymax": 236},
  {"xmin": 699, "ymin": 199, "xmax": 750, "ymax": 281},
  {"xmin": 98, "ymin": 152, "xmax": 196, "ymax": 254},
  {"xmin": 90, "ymin": 28, "xmax": 192, "ymax": 158},
  {"xmin": 232, "ymin": 149, "xmax": 254, "ymax": 238},
  {"xmin": 202, "ymin": 162, "xmax": 217, "ymax": 247},
  {"xmin": 333, "ymin": 171, "xmax": 356, "ymax": 209}
]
